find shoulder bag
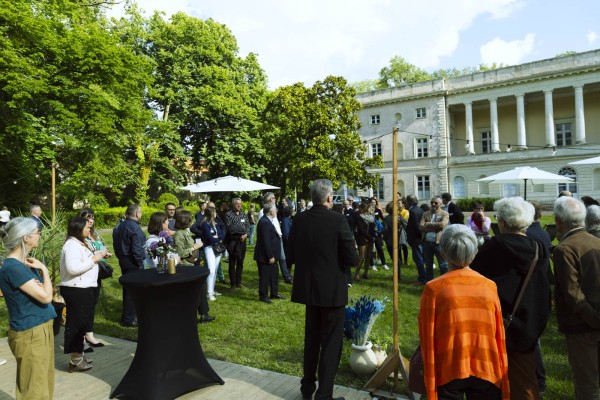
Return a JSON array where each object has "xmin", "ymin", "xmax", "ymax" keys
[
  {"xmin": 212, "ymin": 241, "xmax": 227, "ymax": 255},
  {"xmin": 98, "ymin": 261, "xmax": 113, "ymax": 279},
  {"xmin": 504, "ymin": 243, "xmax": 538, "ymax": 328}
]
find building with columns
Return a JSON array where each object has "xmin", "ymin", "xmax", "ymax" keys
[{"xmin": 356, "ymin": 49, "xmax": 600, "ymax": 205}]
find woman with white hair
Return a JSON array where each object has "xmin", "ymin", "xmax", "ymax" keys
[
  {"xmin": 419, "ymin": 224, "xmax": 509, "ymax": 399},
  {"xmin": 585, "ymin": 204, "xmax": 600, "ymax": 238},
  {"xmin": 471, "ymin": 197, "xmax": 551, "ymax": 400}
]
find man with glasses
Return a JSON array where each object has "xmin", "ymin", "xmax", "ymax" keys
[{"xmin": 419, "ymin": 196, "xmax": 449, "ymax": 282}]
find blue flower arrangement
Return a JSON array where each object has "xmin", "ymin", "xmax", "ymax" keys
[{"xmin": 344, "ymin": 295, "xmax": 386, "ymax": 346}]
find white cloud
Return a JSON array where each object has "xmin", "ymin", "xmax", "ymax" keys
[
  {"xmin": 480, "ymin": 33, "xmax": 536, "ymax": 66},
  {"xmin": 106, "ymin": 0, "xmax": 525, "ymax": 88},
  {"xmin": 587, "ymin": 31, "xmax": 598, "ymax": 44}
]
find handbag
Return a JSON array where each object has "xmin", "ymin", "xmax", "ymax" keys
[
  {"xmin": 504, "ymin": 243, "xmax": 538, "ymax": 328},
  {"xmin": 185, "ymin": 248, "xmax": 200, "ymax": 264},
  {"xmin": 408, "ymin": 345, "xmax": 426, "ymax": 394},
  {"xmin": 98, "ymin": 261, "xmax": 113, "ymax": 280},
  {"xmin": 212, "ymin": 241, "xmax": 227, "ymax": 255}
]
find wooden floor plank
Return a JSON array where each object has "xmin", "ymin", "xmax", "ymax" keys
[{"xmin": 0, "ymin": 335, "xmax": 372, "ymax": 400}]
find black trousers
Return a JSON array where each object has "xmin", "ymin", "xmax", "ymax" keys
[
  {"xmin": 301, "ymin": 305, "xmax": 344, "ymax": 400},
  {"xmin": 83, "ymin": 280, "xmax": 101, "ymax": 333},
  {"xmin": 118, "ymin": 257, "xmax": 138, "ymax": 324},
  {"xmin": 228, "ymin": 241, "xmax": 247, "ymax": 286},
  {"xmin": 61, "ymin": 286, "xmax": 96, "ymax": 354},
  {"xmin": 257, "ymin": 262, "xmax": 279, "ymax": 298},
  {"xmin": 437, "ymin": 376, "xmax": 502, "ymax": 400}
]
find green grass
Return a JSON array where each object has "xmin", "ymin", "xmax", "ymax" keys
[{"xmin": 0, "ymin": 225, "xmax": 574, "ymax": 398}]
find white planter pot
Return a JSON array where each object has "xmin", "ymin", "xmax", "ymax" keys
[
  {"xmin": 372, "ymin": 344, "xmax": 388, "ymax": 368},
  {"xmin": 349, "ymin": 341, "xmax": 378, "ymax": 376}
]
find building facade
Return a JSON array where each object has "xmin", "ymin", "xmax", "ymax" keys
[{"xmin": 356, "ymin": 49, "xmax": 600, "ymax": 205}]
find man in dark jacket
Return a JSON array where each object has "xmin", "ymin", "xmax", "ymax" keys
[
  {"xmin": 113, "ymin": 204, "xmax": 146, "ymax": 327},
  {"xmin": 406, "ymin": 194, "xmax": 426, "ymax": 284},
  {"xmin": 553, "ymin": 196, "xmax": 600, "ymax": 400},
  {"xmin": 254, "ymin": 203, "xmax": 283, "ymax": 303},
  {"xmin": 288, "ymin": 179, "xmax": 358, "ymax": 400},
  {"xmin": 441, "ymin": 192, "xmax": 464, "ymax": 224}
]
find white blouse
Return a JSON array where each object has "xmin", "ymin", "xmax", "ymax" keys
[{"xmin": 59, "ymin": 237, "xmax": 98, "ymax": 288}]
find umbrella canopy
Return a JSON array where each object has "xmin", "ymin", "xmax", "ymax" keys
[
  {"xmin": 568, "ymin": 155, "xmax": 600, "ymax": 165},
  {"xmin": 476, "ymin": 166, "xmax": 573, "ymax": 199},
  {"xmin": 182, "ymin": 175, "xmax": 279, "ymax": 193}
]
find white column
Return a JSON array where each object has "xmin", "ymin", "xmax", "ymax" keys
[
  {"xmin": 465, "ymin": 102, "xmax": 474, "ymax": 154},
  {"xmin": 516, "ymin": 94, "xmax": 527, "ymax": 149},
  {"xmin": 489, "ymin": 98, "xmax": 500, "ymax": 152},
  {"xmin": 544, "ymin": 89, "xmax": 556, "ymax": 147},
  {"xmin": 575, "ymin": 85, "xmax": 586, "ymax": 144}
]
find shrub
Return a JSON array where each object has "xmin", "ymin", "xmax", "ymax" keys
[
  {"xmin": 155, "ymin": 193, "xmax": 179, "ymax": 210},
  {"xmin": 456, "ymin": 197, "xmax": 500, "ymax": 212}
]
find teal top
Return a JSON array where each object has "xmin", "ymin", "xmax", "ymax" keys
[{"xmin": 0, "ymin": 258, "xmax": 56, "ymax": 331}]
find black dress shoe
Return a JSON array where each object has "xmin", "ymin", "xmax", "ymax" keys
[
  {"xmin": 198, "ymin": 314, "xmax": 215, "ymax": 324},
  {"xmin": 269, "ymin": 294, "xmax": 285, "ymax": 300},
  {"xmin": 259, "ymin": 297, "xmax": 272, "ymax": 304},
  {"xmin": 120, "ymin": 320, "xmax": 138, "ymax": 328},
  {"xmin": 85, "ymin": 339, "xmax": 105, "ymax": 348},
  {"xmin": 83, "ymin": 346, "xmax": 94, "ymax": 353}
]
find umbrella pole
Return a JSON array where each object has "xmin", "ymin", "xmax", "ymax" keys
[{"xmin": 524, "ymin": 178, "xmax": 528, "ymax": 200}]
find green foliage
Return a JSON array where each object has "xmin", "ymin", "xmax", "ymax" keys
[
  {"xmin": 377, "ymin": 56, "xmax": 432, "ymax": 89},
  {"xmin": 456, "ymin": 197, "xmax": 501, "ymax": 212},
  {"xmin": 29, "ymin": 211, "xmax": 70, "ymax": 286},
  {"xmin": 155, "ymin": 193, "xmax": 179, "ymax": 209}
]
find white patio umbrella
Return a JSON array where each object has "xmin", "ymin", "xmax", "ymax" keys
[
  {"xmin": 181, "ymin": 175, "xmax": 279, "ymax": 193},
  {"xmin": 568, "ymin": 155, "xmax": 600, "ymax": 165},
  {"xmin": 476, "ymin": 166, "xmax": 573, "ymax": 200}
]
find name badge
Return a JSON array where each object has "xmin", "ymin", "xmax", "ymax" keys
[{"xmin": 240, "ymin": 219, "xmax": 245, "ymax": 222}]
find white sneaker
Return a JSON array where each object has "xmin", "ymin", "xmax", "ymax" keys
[
  {"xmin": 433, "ymin": 264, "xmax": 437, "ymax": 270},
  {"xmin": 382, "ymin": 264, "xmax": 389, "ymax": 270},
  {"xmin": 208, "ymin": 295, "xmax": 216, "ymax": 301},
  {"xmin": 214, "ymin": 291, "xmax": 222, "ymax": 296},
  {"xmin": 375, "ymin": 259, "xmax": 381, "ymax": 265},
  {"xmin": 0, "ymin": 359, "xmax": 6, "ymax": 366},
  {"xmin": 347, "ymin": 283, "xmax": 352, "ymax": 288},
  {"xmin": 371, "ymin": 265, "xmax": 378, "ymax": 271}
]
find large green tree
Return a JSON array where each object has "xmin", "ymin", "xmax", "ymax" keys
[{"xmin": 262, "ymin": 76, "xmax": 382, "ymax": 198}]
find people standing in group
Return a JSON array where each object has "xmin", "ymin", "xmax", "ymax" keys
[
  {"xmin": 553, "ymin": 196, "xmax": 600, "ymax": 400},
  {"xmin": 173, "ymin": 209, "xmax": 204, "ymax": 268},
  {"xmin": 406, "ymin": 194, "xmax": 426, "ymax": 285},
  {"xmin": 383, "ymin": 200, "xmax": 408, "ymax": 279},
  {"xmin": 471, "ymin": 197, "xmax": 551, "ymax": 400},
  {"xmin": 441, "ymin": 192, "xmax": 464, "ymax": 224},
  {"xmin": 342, "ymin": 199, "xmax": 355, "ymax": 232},
  {"xmin": 254, "ymin": 203, "xmax": 284, "ymax": 303},
  {"xmin": 297, "ymin": 199, "xmax": 307, "ymax": 213},
  {"xmin": 280, "ymin": 205, "xmax": 294, "ymax": 277},
  {"xmin": 420, "ymin": 196, "xmax": 449, "ymax": 282},
  {"xmin": 145, "ymin": 212, "xmax": 170, "ymax": 269},
  {"xmin": 194, "ymin": 201, "xmax": 207, "ymax": 223},
  {"xmin": 30, "ymin": 205, "xmax": 44, "ymax": 231},
  {"xmin": 354, "ymin": 202, "xmax": 375, "ymax": 281},
  {"xmin": 466, "ymin": 202, "xmax": 492, "ymax": 247},
  {"xmin": 224, "ymin": 198, "xmax": 250, "ymax": 289},
  {"xmin": 207, "ymin": 201, "xmax": 228, "ymax": 285},
  {"xmin": 112, "ymin": 204, "xmax": 146, "ymax": 328},
  {"xmin": 369, "ymin": 197, "xmax": 387, "ymax": 270},
  {"xmin": 247, "ymin": 203, "xmax": 257, "ymax": 245},
  {"xmin": 76, "ymin": 208, "xmax": 107, "ymax": 350},
  {"xmin": 164, "ymin": 202, "xmax": 177, "ymax": 232},
  {"xmin": 199, "ymin": 207, "xmax": 225, "ymax": 302},
  {"xmin": 60, "ymin": 216, "xmax": 110, "ymax": 373},
  {"xmin": 0, "ymin": 218, "xmax": 56, "ymax": 399},
  {"xmin": 0, "ymin": 206, "xmax": 10, "ymax": 227},
  {"xmin": 585, "ymin": 204, "xmax": 600, "ymax": 238},
  {"xmin": 289, "ymin": 179, "xmax": 358, "ymax": 400},
  {"xmin": 418, "ymin": 224, "xmax": 509, "ymax": 400},
  {"xmin": 258, "ymin": 192, "xmax": 293, "ymax": 284}
]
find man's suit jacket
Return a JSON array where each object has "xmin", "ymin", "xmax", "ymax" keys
[
  {"xmin": 288, "ymin": 204, "xmax": 358, "ymax": 307},
  {"xmin": 254, "ymin": 215, "xmax": 281, "ymax": 264},
  {"xmin": 446, "ymin": 201, "xmax": 464, "ymax": 224},
  {"xmin": 407, "ymin": 205, "xmax": 424, "ymax": 246},
  {"xmin": 31, "ymin": 216, "xmax": 43, "ymax": 231}
]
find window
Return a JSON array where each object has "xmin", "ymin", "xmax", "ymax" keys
[
  {"xmin": 558, "ymin": 167, "xmax": 577, "ymax": 195},
  {"xmin": 416, "ymin": 176, "xmax": 430, "ymax": 200},
  {"xmin": 481, "ymin": 130, "xmax": 492, "ymax": 154},
  {"xmin": 453, "ymin": 176, "xmax": 465, "ymax": 198},
  {"xmin": 370, "ymin": 114, "xmax": 380, "ymax": 125},
  {"xmin": 556, "ymin": 122, "xmax": 573, "ymax": 147},
  {"xmin": 416, "ymin": 107, "xmax": 426, "ymax": 118},
  {"xmin": 375, "ymin": 178, "xmax": 384, "ymax": 200},
  {"xmin": 503, "ymin": 184, "xmax": 518, "ymax": 197},
  {"xmin": 371, "ymin": 142, "xmax": 382, "ymax": 157},
  {"xmin": 416, "ymin": 138, "xmax": 428, "ymax": 158}
]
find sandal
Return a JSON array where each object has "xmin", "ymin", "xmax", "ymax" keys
[{"xmin": 69, "ymin": 356, "xmax": 92, "ymax": 373}]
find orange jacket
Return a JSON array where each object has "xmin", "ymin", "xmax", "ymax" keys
[{"xmin": 418, "ymin": 268, "xmax": 510, "ymax": 400}]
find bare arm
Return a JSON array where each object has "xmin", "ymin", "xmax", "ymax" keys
[{"xmin": 20, "ymin": 258, "xmax": 53, "ymax": 304}]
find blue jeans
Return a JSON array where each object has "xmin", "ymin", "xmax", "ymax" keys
[
  {"xmin": 248, "ymin": 224, "xmax": 256, "ymax": 245},
  {"xmin": 410, "ymin": 244, "xmax": 425, "ymax": 283},
  {"xmin": 423, "ymin": 241, "xmax": 448, "ymax": 282}
]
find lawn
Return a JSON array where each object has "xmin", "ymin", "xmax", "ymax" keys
[{"xmin": 0, "ymin": 216, "xmax": 575, "ymax": 398}]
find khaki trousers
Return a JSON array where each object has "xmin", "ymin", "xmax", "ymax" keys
[{"xmin": 8, "ymin": 320, "xmax": 54, "ymax": 400}]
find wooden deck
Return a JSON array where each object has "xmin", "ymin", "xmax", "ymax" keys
[{"xmin": 0, "ymin": 334, "xmax": 373, "ymax": 400}]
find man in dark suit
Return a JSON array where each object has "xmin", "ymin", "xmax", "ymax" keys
[
  {"xmin": 441, "ymin": 192, "xmax": 464, "ymax": 224},
  {"xmin": 254, "ymin": 203, "xmax": 283, "ymax": 303},
  {"xmin": 30, "ymin": 204, "xmax": 44, "ymax": 231},
  {"xmin": 288, "ymin": 179, "xmax": 358, "ymax": 400},
  {"xmin": 406, "ymin": 194, "xmax": 426, "ymax": 284}
]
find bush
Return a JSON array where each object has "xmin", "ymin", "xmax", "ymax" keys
[
  {"xmin": 155, "ymin": 193, "xmax": 179, "ymax": 210},
  {"xmin": 456, "ymin": 197, "xmax": 500, "ymax": 212}
]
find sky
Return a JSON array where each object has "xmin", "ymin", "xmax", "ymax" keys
[{"xmin": 107, "ymin": 0, "xmax": 600, "ymax": 89}]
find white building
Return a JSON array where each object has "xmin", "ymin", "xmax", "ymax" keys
[{"xmin": 356, "ymin": 49, "xmax": 600, "ymax": 205}]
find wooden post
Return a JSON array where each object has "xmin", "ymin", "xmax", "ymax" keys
[{"xmin": 51, "ymin": 162, "xmax": 57, "ymax": 224}]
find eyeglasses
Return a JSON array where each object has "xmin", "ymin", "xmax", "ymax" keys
[
  {"xmin": 86, "ymin": 215, "xmax": 95, "ymax": 220},
  {"xmin": 166, "ymin": 208, "xmax": 176, "ymax": 211},
  {"xmin": 431, "ymin": 202, "xmax": 439, "ymax": 205}
]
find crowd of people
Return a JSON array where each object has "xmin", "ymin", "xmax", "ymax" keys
[{"xmin": 0, "ymin": 187, "xmax": 599, "ymax": 399}]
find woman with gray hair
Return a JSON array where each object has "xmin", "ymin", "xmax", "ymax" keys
[
  {"xmin": 471, "ymin": 197, "xmax": 551, "ymax": 399},
  {"xmin": 0, "ymin": 217, "xmax": 56, "ymax": 399},
  {"xmin": 418, "ymin": 224, "xmax": 509, "ymax": 399},
  {"xmin": 585, "ymin": 204, "xmax": 600, "ymax": 238}
]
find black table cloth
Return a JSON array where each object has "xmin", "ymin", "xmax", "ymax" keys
[{"xmin": 111, "ymin": 265, "xmax": 224, "ymax": 400}]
